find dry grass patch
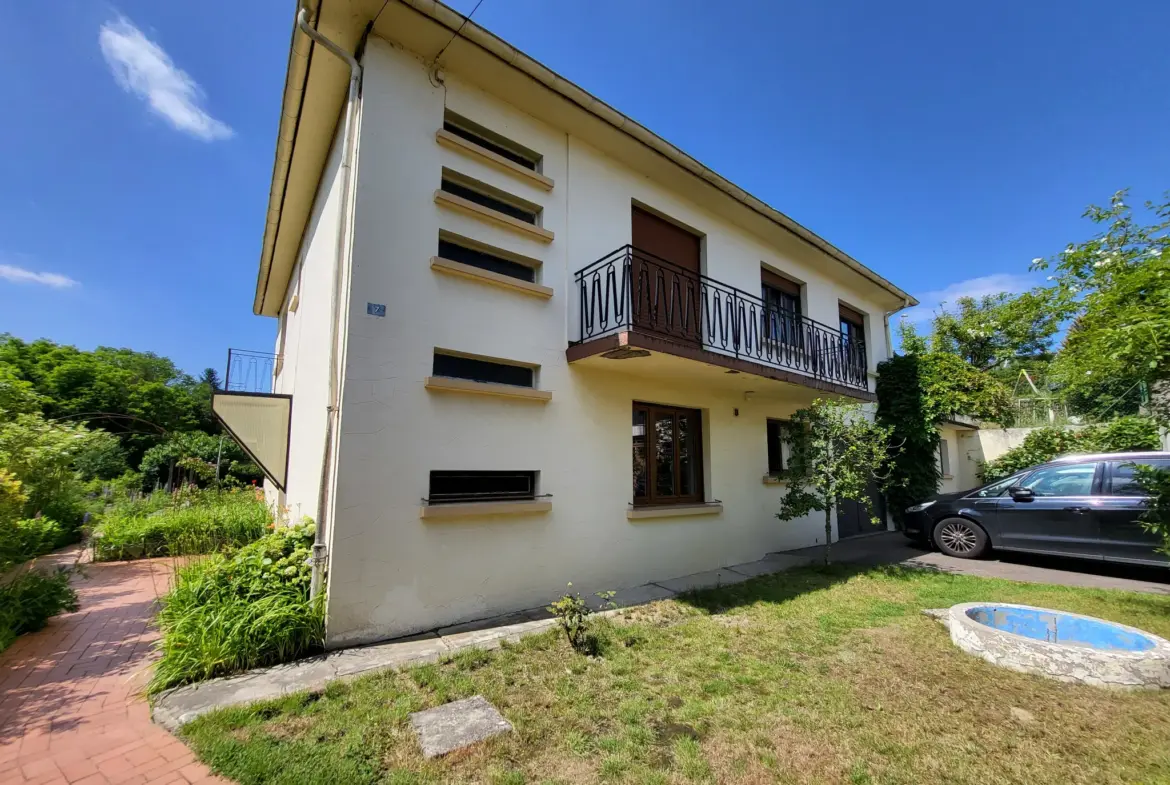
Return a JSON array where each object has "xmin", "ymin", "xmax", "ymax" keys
[{"xmin": 182, "ymin": 565, "xmax": 1170, "ymax": 784}]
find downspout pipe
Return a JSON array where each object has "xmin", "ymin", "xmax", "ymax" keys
[
  {"xmin": 884, "ymin": 299, "xmax": 911, "ymax": 359},
  {"xmin": 296, "ymin": 5, "xmax": 362, "ymax": 600}
]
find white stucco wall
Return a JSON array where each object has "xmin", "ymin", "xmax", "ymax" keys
[
  {"xmin": 312, "ymin": 38, "xmax": 898, "ymax": 645},
  {"xmin": 937, "ymin": 425, "xmax": 966, "ymax": 494},
  {"xmin": 269, "ymin": 130, "xmax": 346, "ymax": 524}
]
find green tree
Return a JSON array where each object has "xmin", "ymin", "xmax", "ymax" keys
[
  {"xmin": 776, "ymin": 399, "xmax": 895, "ymax": 565},
  {"xmin": 0, "ymin": 365, "xmax": 40, "ymax": 416},
  {"xmin": 73, "ymin": 431, "xmax": 129, "ymax": 482},
  {"xmin": 0, "ymin": 336, "xmax": 210, "ymax": 465},
  {"xmin": 1033, "ymin": 191, "xmax": 1170, "ymax": 421},
  {"xmin": 926, "ymin": 291, "xmax": 1057, "ymax": 375}
]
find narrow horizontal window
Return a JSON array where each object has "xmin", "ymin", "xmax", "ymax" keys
[
  {"xmin": 428, "ymin": 470, "xmax": 536, "ymax": 504},
  {"xmin": 444, "ymin": 111, "xmax": 540, "ymax": 171},
  {"xmin": 438, "ymin": 238, "xmax": 535, "ymax": 283},
  {"xmin": 441, "ymin": 177, "xmax": 539, "ymax": 225},
  {"xmin": 433, "ymin": 352, "xmax": 534, "ymax": 388}
]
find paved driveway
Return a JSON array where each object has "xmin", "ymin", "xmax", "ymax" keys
[
  {"xmin": 785, "ymin": 531, "xmax": 1170, "ymax": 595},
  {"xmin": 0, "ymin": 549, "xmax": 227, "ymax": 785}
]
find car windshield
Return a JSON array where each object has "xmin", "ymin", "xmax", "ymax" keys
[{"xmin": 970, "ymin": 474, "xmax": 1025, "ymax": 498}]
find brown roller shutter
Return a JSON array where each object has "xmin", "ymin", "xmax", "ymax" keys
[
  {"xmin": 761, "ymin": 267, "xmax": 801, "ymax": 296},
  {"xmin": 631, "ymin": 206, "xmax": 703, "ymax": 346}
]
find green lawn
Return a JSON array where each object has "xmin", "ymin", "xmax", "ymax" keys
[{"xmin": 182, "ymin": 565, "xmax": 1170, "ymax": 785}]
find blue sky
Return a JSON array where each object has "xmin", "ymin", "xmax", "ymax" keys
[{"xmin": 1, "ymin": 0, "xmax": 1167, "ymax": 376}]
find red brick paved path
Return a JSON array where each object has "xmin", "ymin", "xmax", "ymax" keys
[{"xmin": 0, "ymin": 553, "xmax": 228, "ymax": 784}]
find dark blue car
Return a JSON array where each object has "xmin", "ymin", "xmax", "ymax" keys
[{"xmin": 903, "ymin": 451, "xmax": 1170, "ymax": 565}]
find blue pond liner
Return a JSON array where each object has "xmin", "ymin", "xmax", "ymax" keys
[{"xmin": 966, "ymin": 606, "xmax": 1155, "ymax": 652}]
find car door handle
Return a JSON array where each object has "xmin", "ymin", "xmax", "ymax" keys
[{"xmin": 1063, "ymin": 506, "xmax": 1090, "ymax": 514}]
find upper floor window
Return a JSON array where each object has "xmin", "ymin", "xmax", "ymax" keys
[
  {"xmin": 761, "ymin": 268, "xmax": 801, "ymax": 345},
  {"xmin": 443, "ymin": 111, "xmax": 542, "ymax": 171},
  {"xmin": 839, "ymin": 303, "xmax": 866, "ymax": 347},
  {"xmin": 438, "ymin": 234, "xmax": 536, "ymax": 283},
  {"xmin": 440, "ymin": 171, "xmax": 540, "ymax": 225}
]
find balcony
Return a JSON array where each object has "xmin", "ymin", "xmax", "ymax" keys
[
  {"xmin": 568, "ymin": 246, "xmax": 870, "ymax": 397},
  {"xmin": 224, "ymin": 349, "xmax": 279, "ymax": 394}
]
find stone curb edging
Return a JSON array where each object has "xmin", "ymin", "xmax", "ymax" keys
[{"xmin": 151, "ymin": 553, "xmax": 815, "ymax": 731}]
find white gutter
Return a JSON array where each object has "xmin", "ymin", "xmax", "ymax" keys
[{"xmin": 295, "ymin": 5, "xmax": 362, "ymax": 600}]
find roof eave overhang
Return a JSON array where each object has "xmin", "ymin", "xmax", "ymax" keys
[{"xmin": 253, "ymin": 0, "xmax": 377, "ymax": 317}]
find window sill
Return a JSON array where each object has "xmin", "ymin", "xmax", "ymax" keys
[
  {"xmin": 762, "ymin": 474, "xmax": 786, "ymax": 485},
  {"xmin": 424, "ymin": 376, "xmax": 552, "ymax": 402},
  {"xmin": 420, "ymin": 500, "xmax": 552, "ymax": 519},
  {"xmin": 431, "ymin": 257, "xmax": 553, "ymax": 299},
  {"xmin": 626, "ymin": 503, "xmax": 723, "ymax": 520},
  {"xmin": 436, "ymin": 130, "xmax": 554, "ymax": 191},
  {"xmin": 434, "ymin": 190, "xmax": 554, "ymax": 243},
  {"xmin": 941, "ymin": 474, "xmax": 954, "ymax": 480}
]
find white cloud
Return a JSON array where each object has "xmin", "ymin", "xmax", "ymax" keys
[
  {"xmin": 99, "ymin": 16, "xmax": 233, "ymax": 141},
  {"xmin": 0, "ymin": 264, "xmax": 79, "ymax": 289},
  {"xmin": 899, "ymin": 273, "xmax": 1036, "ymax": 325}
]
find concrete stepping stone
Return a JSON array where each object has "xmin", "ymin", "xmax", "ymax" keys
[{"xmin": 409, "ymin": 695, "xmax": 512, "ymax": 758}]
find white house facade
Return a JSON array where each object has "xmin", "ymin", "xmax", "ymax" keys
[{"xmin": 226, "ymin": 0, "xmax": 917, "ymax": 647}]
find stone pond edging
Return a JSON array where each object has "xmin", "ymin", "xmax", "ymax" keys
[{"xmin": 946, "ymin": 601, "xmax": 1170, "ymax": 689}]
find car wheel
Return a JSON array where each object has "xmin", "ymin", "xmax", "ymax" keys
[{"xmin": 933, "ymin": 518, "xmax": 989, "ymax": 559}]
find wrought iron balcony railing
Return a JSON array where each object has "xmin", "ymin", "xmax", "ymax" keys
[
  {"xmin": 224, "ymin": 349, "xmax": 278, "ymax": 394},
  {"xmin": 572, "ymin": 245, "xmax": 868, "ymax": 390}
]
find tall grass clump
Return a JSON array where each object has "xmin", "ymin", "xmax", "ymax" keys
[
  {"xmin": 93, "ymin": 487, "xmax": 270, "ymax": 561},
  {"xmin": 0, "ymin": 569, "xmax": 79, "ymax": 653},
  {"xmin": 150, "ymin": 519, "xmax": 324, "ymax": 693}
]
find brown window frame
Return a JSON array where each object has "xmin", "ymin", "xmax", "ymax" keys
[
  {"xmin": 839, "ymin": 303, "xmax": 866, "ymax": 345},
  {"xmin": 632, "ymin": 402, "xmax": 704, "ymax": 506},
  {"xmin": 761, "ymin": 268, "xmax": 802, "ymax": 346}
]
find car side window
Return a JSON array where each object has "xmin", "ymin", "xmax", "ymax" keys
[
  {"xmin": 972, "ymin": 474, "xmax": 1025, "ymax": 498},
  {"xmin": 1018, "ymin": 463, "xmax": 1096, "ymax": 497},
  {"xmin": 1109, "ymin": 460, "xmax": 1170, "ymax": 497}
]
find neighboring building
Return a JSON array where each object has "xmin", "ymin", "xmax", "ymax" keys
[
  {"xmin": 938, "ymin": 417, "xmax": 982, "ymax": 493},
  {"xmin": 219, "ymin": 0, "xmax": 917, "ymax": 647}
]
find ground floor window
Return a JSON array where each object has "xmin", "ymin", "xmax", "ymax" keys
[
  {"xmin": 428, "ymin": 471, "xmax": 536, "ymax": 504},
  {"xmin": 632, "ymin": 402, "xmax": 703, "ymax": 505},
  {"xmin": 766, "ymin": 419, "xmax": 792, "ymax": 476}
]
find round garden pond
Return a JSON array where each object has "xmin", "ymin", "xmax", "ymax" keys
[{"xmin": 945, "ymin": 602, "xmax": 1170, "ymax": 689}]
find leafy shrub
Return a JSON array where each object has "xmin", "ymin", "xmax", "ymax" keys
[
  {"xmin": 0, "ymin": 518, "xmax": 67, "ymax": 571},
  {"xmin": 980, "ymin": 416, "xmax": 1162, "ymax": 481},
  {"xmin": 139, "ymin": 431, "xmax": 263, "ymax": 491},
  {"xmin": 0, "ymin": 412, "xmax": 98, "ymax": 528},
  {"xmin": 0, "ymin": 468, "xmax": 25, "ymax": 523},
  {"xmin": 0, "ymin": 569, "xmax": 78, "ymax": 652},
  {"xmin": 150, "ymin": 519, "xmax": 324, "ymax": 692},
  {"xmin": 547, "ymin": 584, "xmax": 615, "ymax": 655},
  {"xmin": 1135, "ymin": 465, "xmax": 1170, "ymax": 556},
  {"xmin": 93, "ymin": 488, "xmax": 270, "ymax": 561}
]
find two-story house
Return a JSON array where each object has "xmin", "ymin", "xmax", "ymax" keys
[{"xmin": 216, "ymin": 0, "xmax": 917, "ymax": 647}]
